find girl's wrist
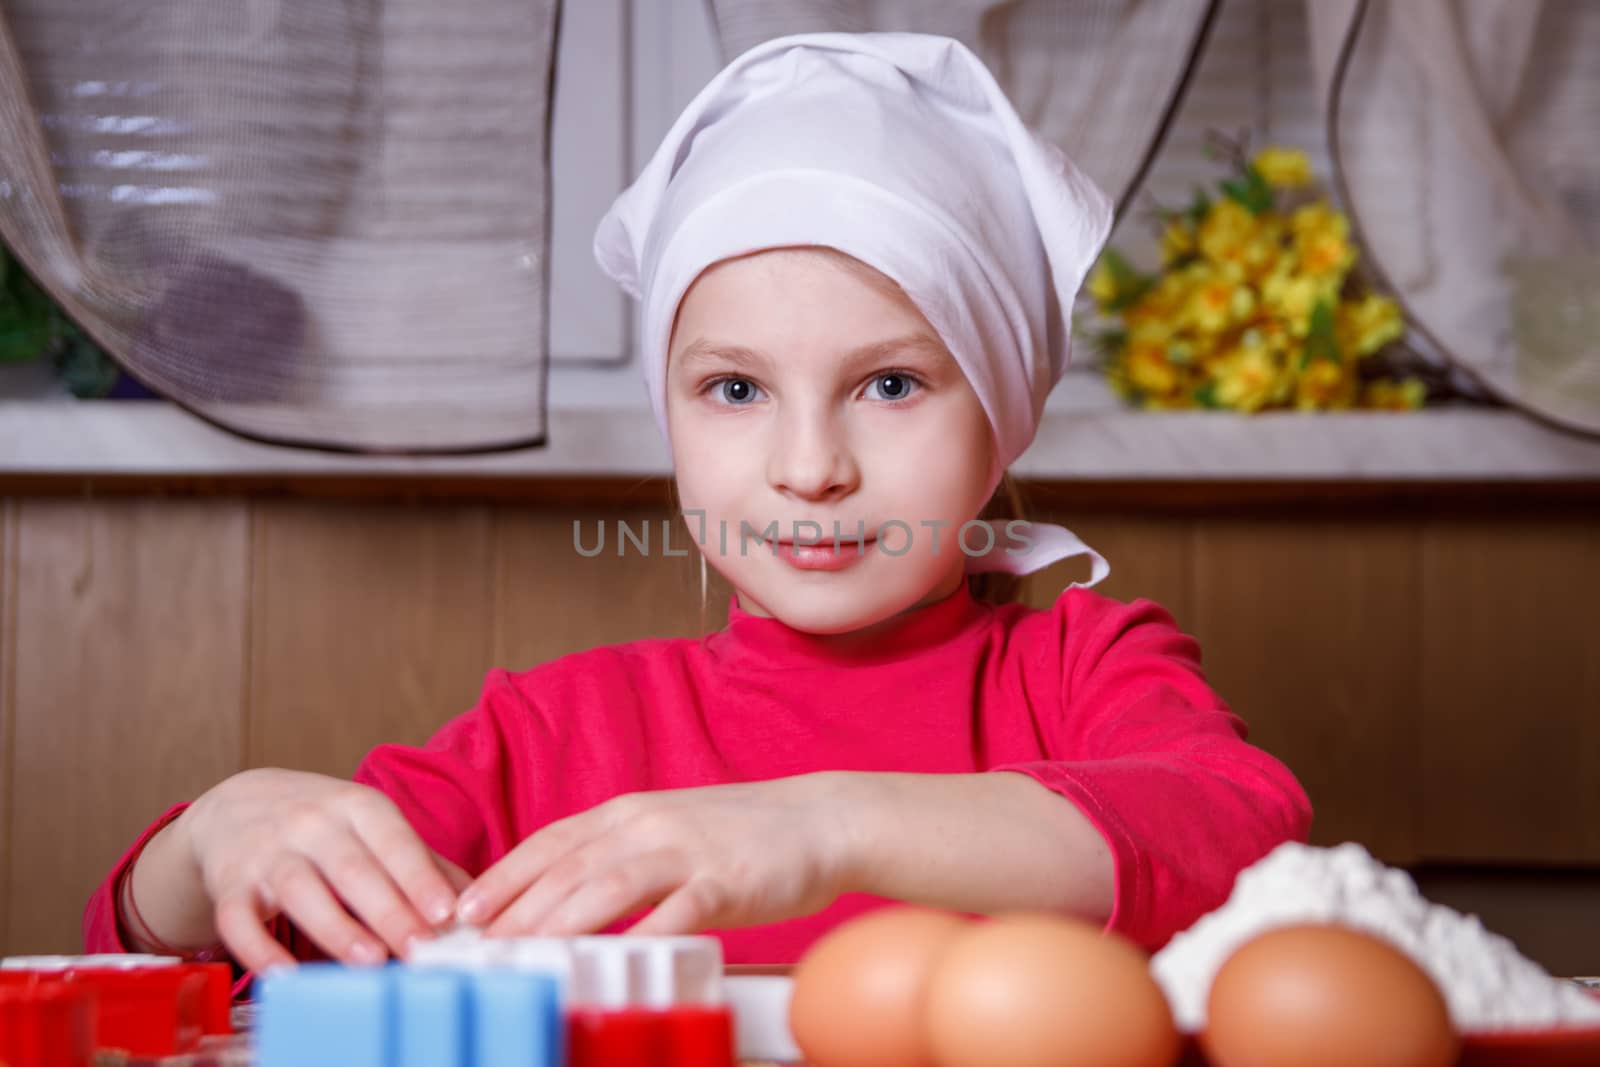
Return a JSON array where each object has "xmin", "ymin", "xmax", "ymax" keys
[
  {"xmin": 118, "ymin": 813, "xmax": 224, "ymax": 958},
  {"xmin": 809, "ymin": 770, "xmax": 895, "ymax": 899},
  {"xmin": 166, "ymin": 802, "xmax": 206, "ymax": 882},
  {"xmin": 811, "ymin": 770, "xmax": 1115, "ymax": 920}
]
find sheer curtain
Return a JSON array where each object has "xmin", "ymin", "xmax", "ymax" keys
[
  {"xmin": 1309, "ymin": 0, "xmax": 1600, "ymax": 436},
  {"xmin": 0, "ymin": 1, "xmax": 558, "ymax": 451}
]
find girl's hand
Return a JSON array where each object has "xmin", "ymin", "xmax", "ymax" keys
[
  {"xmin": 456, "ymin": 773, "xmax": 858, "ymax": 938},
  {"xmin": 179, "ymin": 768, "xmax": 470, "ymax": 972}
]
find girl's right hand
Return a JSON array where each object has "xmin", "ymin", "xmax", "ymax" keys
[{"xmin": 177, "ymin": 768, "xmax": 469, "ymax": 973}]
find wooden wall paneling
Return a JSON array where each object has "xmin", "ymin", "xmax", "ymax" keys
[
  {"xmin": 1191, "ymin": 517, "xmax": 1423, "ymax": 864},
  {"xmin": 493, "ymin": 505, "xmax": 725, "ymax": 671},
  {"xmin": 1412, "ymin": 867, "xmax": 1600, "ymax": 980},
  {"xmin": 1, "ymin": 500, "xmax": 14, "ymax": 953},
  {"xmin": 496, "ymin": 508, "xmax": 1196, "ymax": 670},
  {"xmin": 1021, "ymin": 513, "xmax": 1196, "ymax": 628},
  {"xmin": 1419, "ymin": 519, "xmax": 1600, "ymax": 864},
  {"xmin": 248, "ymin": 502, "xmax": 496, "ymax": 778},
  {"xmin": 6, "ymin": 498, "xmax": 249, "ymax": 954}
]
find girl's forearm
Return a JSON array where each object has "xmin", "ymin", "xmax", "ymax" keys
[
  {"xmin": 123, "ymin": 812, "xmax": 221, "ymax": 952},
  {"xmin": 833, "ymin": 770, "xmax": 1116, "ymax": 923}
]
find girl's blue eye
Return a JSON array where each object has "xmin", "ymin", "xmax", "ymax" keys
[
  {"xmin": 716, "ymin": 378, "xmax": 763, "ymax": 405},
  {"xmin": 866, "ymin": 373, "xmax": 919, "ymax": 402}
]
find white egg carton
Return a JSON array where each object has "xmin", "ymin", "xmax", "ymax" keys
[{"xmin": 408, "ymin": 927, "xmax": 725, "ymax": 1009}]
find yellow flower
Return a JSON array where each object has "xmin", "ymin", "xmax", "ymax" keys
[
  {"xmin": 1295, "ymin": 357, "xmax": 1357, "ymax": 410},
  {"xmin": 1095, "ymin": 149, "xmax": 1400, "ymax": 414},
  {"xmin": 1127, "ymin": 314, "xmax": 1175, "ymax": 351},
  {"xmin": 1240, "ymin": 231, "xmax": 1286, "ymax": 283},
  {"xmin": 1166, "ymin": 333, "xmax": 1208, "ymax": 367},
  {"xmin": 1198, "ymin": 199, "xmax": 1257, "ymax": 270},
  {"xmin": 1240, "ymin": 316, "xmax": 1292, "ymax": 358},
  {"xmin": 1337, "ymin": 294, "xmax": 1405, "ymax": 358},
  {"xmin": 1199, "ymin": 201, "xmax": 1288, "ymax": 282},
  {"xmin": 1125, "ymin": 340, "xmax": 1182, "ymax": 397},
  {"xmin": 1161, "ymin": 219, "xmax": 1197, "ymax": 266},
  {"xmin": 1252, "ymin": 146, "xmax": 1312, "ymax": 189},
  {"xmin": 1184, "ymin": 275, "xmax": 1256, "ymax": 335},
  {"xmin": 1142, "ymin": 270, "xmax": 1196, "ymax": 319},
  {"xmin": 1088, "ymin": 260, "xmax": 1121, "ymax": 311},
  {"xmin": 1291, "ymin": 201, "xmax": 1357, "ymax": 280},
  {"xmin": 1291, "ymin": 201, "xmax": 1344, "ymax": 239},
  {"xmin": 1261, "ymin": 269, "xmax": 1330, "ymax": 336},
  {"xmin": 1362, "ymin": 378, "xmax": 1427, "ymax": 410},
  {"xmin": 1212, "ymin": 345, "xmax": 1285, "ymax": 412}
]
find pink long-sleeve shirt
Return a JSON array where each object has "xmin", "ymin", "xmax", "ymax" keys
[{"xmin": 85, "ymin": 582, "xmax": 1312, "ymax": 969}]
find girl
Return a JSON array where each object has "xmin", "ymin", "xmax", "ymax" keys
[{"xmin": 85, "ymin": 32, "xmax": 1311, "ymax": 979}]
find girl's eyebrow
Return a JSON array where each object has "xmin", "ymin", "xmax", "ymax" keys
[
  {"xmin": 676, "ymin": 339, "xmax": 769, "ymax": 374},
  {"xmin": 675, "ymin": 332, "xmax": 946, "ymax": 374},
  {"xmin": 840, "ymin": 332, "xmax": 948, "ymax": 373}
]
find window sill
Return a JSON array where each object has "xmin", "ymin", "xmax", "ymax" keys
[{"xmin": 2, "ymin": 400, "xmax": 1597, "ymax": 485}]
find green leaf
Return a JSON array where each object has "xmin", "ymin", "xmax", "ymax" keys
[
  {"xmin": 1088, "ymin": 327, "xmax": 1127, "ymax": 363},
  {"xmin": 52, "ymin": 327, "xmax": 121, "ymax": 397},
  {"xmin": 1221, "ymin": 165, "xmax": 1275, "ymax": 215},
  {"xmin": 4, "ymin": 250, "xmax": 29, "ymax": 303},
  {"xmin": 1099, "ymin": 247, "xmax": 1139, "ymax": 283},
  {"xmin": 1185, "ymin": 189, "xmax": 1213, "ymax": 225},
  {"xmin": 15, "ymin": 274, "xmax": 54, "ymax": 319},
  {"xmin": 1098, "ymin": 248, "xmax": 1155, "ymax": 312},
  {"xmin": 0, "ymin": 249, "xmax": 61, "ymax": 364},
  {"xmin": 1300, "ymin": 298, "xmax": 1342, "ymax": 369},
  {"xmin": 0, "ymin": 281, "xmax": 55, "ymax": 362},
  {"xmin": 0, "ymin": 317, "xmax": 53, "ymax": 363},
  {"xmin": 1194, "ymin": 381, "xmax": 1221, "ymax": 409}
]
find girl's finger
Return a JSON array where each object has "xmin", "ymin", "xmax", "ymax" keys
[
  {"xmin": 266, "ymin": 855, "xmax": 389, "ymax": 965},
  {"xmin": 431, "ymin": 850, "xmax": 475, "ymax": 895},
  {"xmin": 523, "ymin": 850, "xmax": 686, "ymax": 939},
  {"xmin": 347, "ymin": 797, "xmax": 461, "ymax": 928},
  {"xmin": 459, "ymin": 815, "xmax": 596, "ymax": 926},
  {"xmin": 214, "ymin": 889, "xmax": 297, "ymax": 975},
  {"xmin": 479, "ymin": 837, "xmax": 630, "ymax": 938},
  {"xmin": 624, "ymin": 875, "xmax": 729, "ymax": 938},
  {"xmin": 304, "ymin": 832, "xmax": 438, "ymax": 958}
]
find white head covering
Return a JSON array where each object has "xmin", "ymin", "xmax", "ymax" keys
[{"xmin": 594, "ymin": 31, "xmax": 1114, "ymax": 581}]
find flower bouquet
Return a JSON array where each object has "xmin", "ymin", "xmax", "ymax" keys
[{"xmin": 1086, "ymin": 141, "xmax": 1428, "ymax": 413}]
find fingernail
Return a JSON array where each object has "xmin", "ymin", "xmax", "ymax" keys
[
  {"xmin": 350, "ymin": 941, "xmax": 385, "ymax": 965},
  {"xmin": 427, "ymin": 896, "xmax": 455, "ymax": 925},
  {"xmin": 456, "ymin": 894, "xmax": 484, "ymax": 923}
]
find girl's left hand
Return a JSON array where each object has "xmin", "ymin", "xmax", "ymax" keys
[{"xmin": 453, "ymin": 772, "xmax": 860, "ymax": 937}]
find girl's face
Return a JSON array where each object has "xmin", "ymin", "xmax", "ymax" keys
[{"xmin": 666, "ymin": 248, "xmax": 995, "ymax": 635}]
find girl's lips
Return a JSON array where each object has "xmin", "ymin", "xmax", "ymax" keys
[{"xmin": 767, "ymin": 537, "xmax": 877, "ymax": 572}]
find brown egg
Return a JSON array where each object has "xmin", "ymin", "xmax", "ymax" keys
[
  {"xmin": 922, "ymin": 913, "xmax": 1181, "ymax": 1067},
  {"xmin": 1202, "ymin": 923, "xmax": 1460, "ymax": 1067},
  {"xmin": 789, "ymin": 906, "xmax": 971, "ymax": 1067}
]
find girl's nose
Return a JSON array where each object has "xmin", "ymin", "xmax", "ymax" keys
[{"xmin": 767, "ymin": 407, "xmax": 859, "ymax": 502}]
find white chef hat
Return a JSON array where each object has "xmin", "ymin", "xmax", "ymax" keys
[{"xmin": 594, "ymin": 31, "xmax": 1114, "ymax": 580}]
